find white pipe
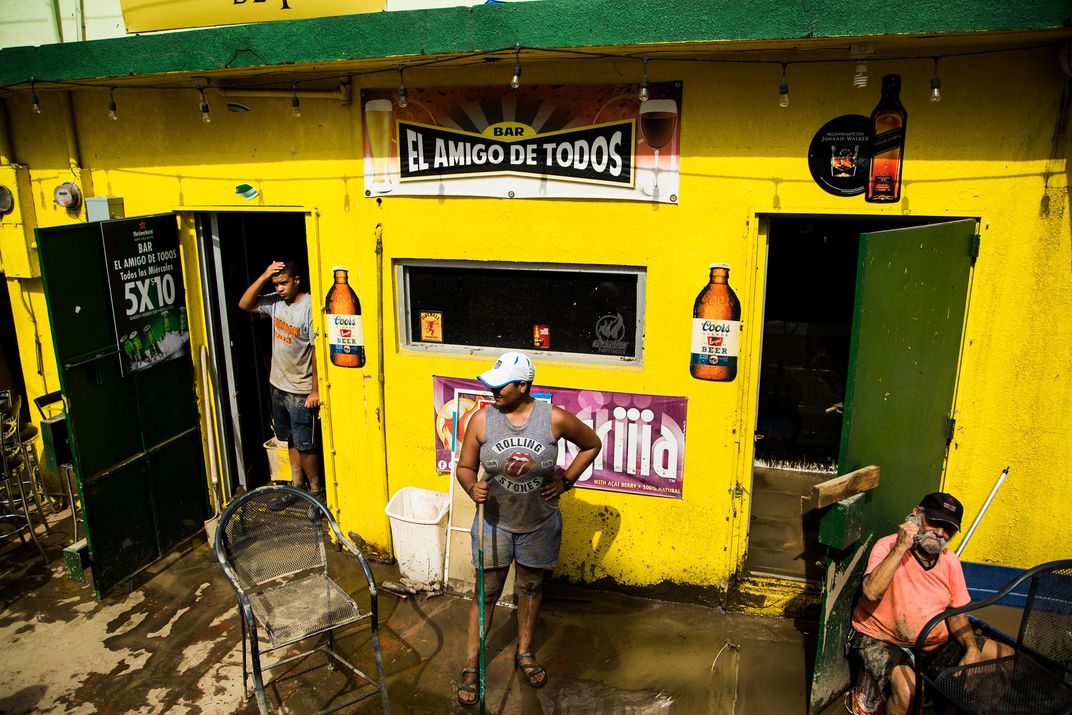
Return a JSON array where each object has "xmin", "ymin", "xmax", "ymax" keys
[
  {"xmin": 955, "ymin": 466, "xmax": 1009, "ymax": 558},
  {"xmin": 201, "ymin": 344, "xmax": 221, "ymax": 516},
  {"xmin": 213, "ymin": 83, "xmax": 352, "ymax": 105}
]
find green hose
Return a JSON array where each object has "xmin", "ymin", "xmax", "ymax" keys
[
  {"xmin": 480, "ymin": 493, "xmax": 488, "ymax": 715},
  {"xmin": 476, "ymin": 465, "xmax": 487, "ymax": 714}
]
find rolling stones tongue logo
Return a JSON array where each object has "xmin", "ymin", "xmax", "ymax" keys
[{"xmin": 504, "ymin": 452, "xmax": 535, "ymax": 478}]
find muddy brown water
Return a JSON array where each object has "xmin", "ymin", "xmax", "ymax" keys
[{"xmin": 0, "ymin": 510, "xmax": 849, "ymax": 714}]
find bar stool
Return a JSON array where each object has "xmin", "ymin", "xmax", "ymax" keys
[{"xmin": 0, "ymin": 391, "xmax": 48, "ymax": 564}]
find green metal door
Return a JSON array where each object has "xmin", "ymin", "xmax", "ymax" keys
[
  {"xmin": 808, "ymin": 219, "xmax": 976, "ymax": 713},
  {"xmin": 36, "ymin": 217, "xmax": 208, "ymax": 599}
]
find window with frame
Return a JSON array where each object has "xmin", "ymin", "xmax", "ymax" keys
[{"xmin": 399, "ymin": 261, "xmax": 644, "ymax": 362}]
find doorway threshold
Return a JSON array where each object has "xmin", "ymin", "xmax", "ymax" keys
[{"xmin": 730, "ymin": 573, "xmax": 820, "ymax": 619}]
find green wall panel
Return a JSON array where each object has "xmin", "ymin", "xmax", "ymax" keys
[{"xmin": 1, "ymin": 0, "xmax": 1070, "ymax": 86}]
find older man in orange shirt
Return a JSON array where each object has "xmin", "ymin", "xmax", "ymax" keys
[{"xmin": 847, "ymin": 492, "xmax": 1008, "ymax": 715}]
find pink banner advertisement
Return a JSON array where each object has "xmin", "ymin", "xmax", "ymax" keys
[
  {"xmin": 432, "ymin": 376, "xmax": 688, "ymax": 499},
  {"xmin": 362, "ymin": 82, "xmax": 682, "ymax": 203}
]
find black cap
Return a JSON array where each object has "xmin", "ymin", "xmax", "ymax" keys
[{"xmin": 920, "ymin": 492, "xmax": 963, "ymax": 532}]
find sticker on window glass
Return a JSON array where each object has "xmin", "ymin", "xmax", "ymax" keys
[
  {"xmin": 532, "ymin": 324, "xmax": 551, "ymax": 349},
  {"xmin": 420, "ymin": 310, "xmax": 443, "ymax": 342},
  {"xmin": 592, "ymin": 312, "xmax": 629, "ymax": 355}
]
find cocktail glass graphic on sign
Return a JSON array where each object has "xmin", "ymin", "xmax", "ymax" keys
[
  {"xmin": 831, "ymin": 145, "xmax": 859, "ymax": 177},
  {"xmin": 365, "ymin": 99, "xmax": 395, "ymax": 194},
  {"xmin": 638, "ymin": 99, "xmax": 678, "ymax": 197}
]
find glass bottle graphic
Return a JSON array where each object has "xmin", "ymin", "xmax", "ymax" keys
[
  {"xmin": 867, "ymin": 74, "xmax": 908, "ymax": 203},
  {"xmin": 690, "ymin": 263, "xmax": 742, "ymax": 382},
  {"xmin": 325, "ymin": 265, "xmax": 364, "ymax": 368}
]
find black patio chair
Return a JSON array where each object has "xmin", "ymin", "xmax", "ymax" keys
[
  {"xmin": 912, "ymin": 559, "xmax": 1072, "ymax": 715},
  {"xmin": 214, "ymin": 484, "xmax": 391, "ymax": 714}
]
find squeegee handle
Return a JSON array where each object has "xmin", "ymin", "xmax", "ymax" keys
[{"xmin": 955, "ymin": 466, "xmax": 1009, "ymax": 558}]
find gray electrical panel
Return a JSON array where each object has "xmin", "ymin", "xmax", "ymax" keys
[{"xmin": 86, "ymin": 196, "xmax": 125, "ymax": 222}]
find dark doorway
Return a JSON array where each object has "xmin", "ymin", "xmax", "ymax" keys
[
  {"xmin": 0, "ymin": 275, "xmax": 29, "ymax": 424},
  {"xmin": 745, "ymin": 216, "xmax": 935, "ymax": 582},
  {"xmin": 197, "ymin": 212, "xmax": 310, "ymax": 495}
]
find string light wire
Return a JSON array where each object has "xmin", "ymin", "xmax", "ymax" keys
[
  {"xmin": 397, "ymin": 66, "xmax": 408, "ymax": 108},
  {"xmin": 510, "ymin": 43, "xmax": 522, "ymax": 89},
  {"xmin": 197, "ymin": 85, "xmax": 211, "ymax": 124},
  {"xmin": 9, "ymin": 42, "xmax": 1055, "ymax": 115},
  {"xmin": 291, "ymin": 81, "xmax": 301, "ymax": 117},
  {"xmin": 930, "ymin": 57, "xmax": 942, "ymax": 102},
  {"xmin": 639, "ymin": 56, "xmax": 650, "ymax": 101},
  {"xmin": 778, "ymin": 63, "xmax": 789, "ymax": 107}
]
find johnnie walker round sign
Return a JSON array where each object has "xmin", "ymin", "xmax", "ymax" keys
[{"xmin": 808, "ymin": 115, "xmax": 872, "ymax": 197}]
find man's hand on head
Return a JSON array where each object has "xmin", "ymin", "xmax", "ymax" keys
[{"xmin": 263, "ymin": 261, "xmax": 286, "ymax": 280}]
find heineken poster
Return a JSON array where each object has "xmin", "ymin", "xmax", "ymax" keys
[
  {"xmin": 361, "ymin": 82, "xmax": 683, "ymax": 204},
  {"xmin": 101, "ymin": 214, "xmax": 190, "ymax": 375}
]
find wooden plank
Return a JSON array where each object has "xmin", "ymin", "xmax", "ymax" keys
[
  {"xmin": 818, "ymin": 493, "xmax": 866, "ymax": 550},
  {"xmin": 811, "ymin": 465, "xmax": 880, "ymax": 509}
]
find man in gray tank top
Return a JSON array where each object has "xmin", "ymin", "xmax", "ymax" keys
[{"xmin": 454, "ymin": 352, "xmax": 602, "ymax": 706}]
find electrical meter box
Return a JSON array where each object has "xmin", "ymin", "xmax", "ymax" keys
[{"xmin": 86, "ymin": 196, "xmax": 125, "ymax": 222}]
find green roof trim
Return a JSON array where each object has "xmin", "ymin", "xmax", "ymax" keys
[{"xmin": 2, "ymin": 0, "xmax": 1070, "ymax": 86}]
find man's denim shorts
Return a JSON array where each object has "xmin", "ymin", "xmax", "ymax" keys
[
  {"xmin": 471, "ymin": 509, "xmax": 562, "ymax": 570},
  {"xmin": 270, "ymin": 386, "xmax": 316, "ymax": 452}
]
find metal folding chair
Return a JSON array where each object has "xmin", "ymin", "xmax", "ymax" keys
[
  {"xmin": 913, "ymin": 559, "xmax": 1072, "ymax": 715},
  {"xmin": 214, "ymin": 484, "xmax": 391, "ymax": 714}
]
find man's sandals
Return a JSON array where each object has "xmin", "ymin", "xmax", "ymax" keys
[
  {"xmin": 458, "ymin": 667, "xmax": 479, "ymax": 706},
  {"xmin": 514, "ymin": 651, "xmax": 547, "ymax": 688},
  {"xmin": 459, "ymin": 652, "xmax": 547, "ymax": 707}
]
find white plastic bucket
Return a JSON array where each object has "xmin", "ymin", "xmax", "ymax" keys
[
  {"xmin": 384, "ymin": 487, "xmax": 451, "ymax": 587},
  {"xmin": 263, "ymin": 438, "xmax": 290, "ymax": 482}
]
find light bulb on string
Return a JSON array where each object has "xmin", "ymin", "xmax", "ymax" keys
[
  {"xmin": 778, "ymin": 63, "xmax": 789, "ymax": 108},
  {"xmin": 291, "ymin": 83, "xmax": 302, "ymax": 118},
  {"xmin": 397, "ymin": 66, "xmax": 408, "ymax": 109},
  {"xmin": 638, "ymin": 56, "xmax": 650, "ymax": 102},
  {"xmin": 31, "ymin": 79, "xmax": 41, "ymax": 114},
  {"xmin": 108, "ymin": 87, "xmax": 118, "ymax": 120},
  {"xmin": 510, "ymin": 43, "xmax": 522, "ymax": 90},
  {"xmin": 852, "ymin": 61, "xmax": 869, "ymax": 88},
  {"xmin": 198, "ymin": 87, "xmax": 211, "ymax": 124},
  {"xmin": 930, "ymin": 57, "xmax": 942, "ymax": 103}
]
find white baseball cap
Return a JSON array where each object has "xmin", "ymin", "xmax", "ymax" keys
[{"xmin": 477, "ymin": 352, "xmax": 535, "ymax": 388}]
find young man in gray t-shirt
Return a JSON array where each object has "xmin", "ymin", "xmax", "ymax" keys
[{"xmin": 239, "ymin": 260, "xmax": 322, "ymax": 502}]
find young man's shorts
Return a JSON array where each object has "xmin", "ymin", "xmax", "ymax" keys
[
  {"xmin": 849, "ymin": 627, "xmax": 987, "ymax": 695},
  {"xmin": 270, "ymin": 386, "xmax": 316, "ymax": 452},
  {"xmin": 471, "ymin": 510, "xmax": 562, "ymax": 570}
]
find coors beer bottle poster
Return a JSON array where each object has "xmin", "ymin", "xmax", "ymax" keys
[
  {"xmin": 101, "ymin": 214, "xmax": 191, "ymax": 376},
  {"xmin": 324, "ymin": 265, "xmax": 365, "ymax": 368},
  {"xmin": 690, "ymin": 263, "xmax": 742, "ymax": 382}
]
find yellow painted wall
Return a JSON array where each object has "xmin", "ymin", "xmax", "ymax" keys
[{"xmin": 1, "ymin": 46, "xmax": 1068, "ymax": 591}]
